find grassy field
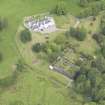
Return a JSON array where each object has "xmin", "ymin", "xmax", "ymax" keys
[
  {"xmin": 0, "ymin": 0, "xmax": 83, "ymax": 105},
  {"xmin": 0, "ymin": 0, "xmax": 81, "ymax": 76}
]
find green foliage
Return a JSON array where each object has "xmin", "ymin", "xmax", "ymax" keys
[
  {"xmin": 73, "ymin": 56, "xmax": 105, "ymax": 104},
  {"xmin": 32, "ymin": 43, "xmax": 45, "ymax": 53},
  {"xmin": 20, "ymin": 29, "xmax": 32, "ymax": 43},
  {"xmin": 74, "ymin": 67, "xmax": 100, "ymax": 102},
  {"xmin": 101, "ymin": 45, "xmax": 105, "ymax": 58},
  {"xmin": 54, "ymin": 34, "xmax": 67, "ymax": 45},
  {"xmin": 42, "ymin": 42, "xmax": 62, "ymax": 62},
  {"xmin": 92, "ymin": 33, "xmax": 105, "ymax": 46},
  {"xmin": 16, "ymin": 59, "xmax": 26, "ymax": 72},
  {"xmin": 80, "ymin": 52, "xmax": 94, "ymax": 61},
  {"xmin": 78, "ymin": 1, "xmax": 105, "ymax": 18},
  {"xmin": 35, "ymin": 41, "xmax": 63, "ymax": 63},
  {"xmin": 52, "ymin": 1, "xmax": 67, "ymax": 16},
  {"xmin": 69, "ymin": 27, "xmax": 87, "ymax": 41},
  {"xmin": 100, "ymin": 13, "xmax": 105, "ymax": 35},
  {"xmin": 49, "ymin": 43, "xmax": 61, "ymax": 53},
  {"xmin": 48, "ymin": 52, "xmax": 61, "ymax": 63},
  {"xmin": 79, "ymin": 0, "xmax": 102, "ymax": 7},
  {"xmin": 32, "ymin": 42, "xmax": 62, "ymax": 64},
  {"xmin": 91, "ymin": 57, "xmax": 105, "ymax": 73}
]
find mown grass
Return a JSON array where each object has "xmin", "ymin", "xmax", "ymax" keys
[{"xmin": 0, "ymin": 0, "xmax": 81, "ymax": 77}]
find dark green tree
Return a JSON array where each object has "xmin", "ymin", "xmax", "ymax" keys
[
  {"xmin": 78, "ymin": 1, "xmax": 105, "ymax": 18},
  {"xmin": 69, "ymin": 27, "xmax": 87, "ymax": 41},
  {"xmin": 92, "ymin": 33, "xmax": 105, "ymax": 46},
  {"xmin": 20, "ymin": 29, "xmax": 32, "ymax": 43},
  {"xmin": 52, "ymin": 1, "xmax": 67, "ymax": 15},
  {"xmin": 73, "ymin": 66, "xmax": 103, "ymax": 102},
  {"xmin": 32, "ymin": 43, "xmax": 43, "ymax": 53}
]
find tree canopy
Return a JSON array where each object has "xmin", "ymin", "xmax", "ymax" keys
[
  {"xmin": 69, "ymin": 27, "xmax": 87, "ymax": 41},
  {"xmin": 20, "ymin": 29, "xmax": 32, "ymax": 43},
  {"xmin": 52, "ymin": 1, "xmax": 67, "ymax": 16}
]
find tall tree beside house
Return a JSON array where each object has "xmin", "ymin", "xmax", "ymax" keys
[{"xmin": 52, "ymin": 1, "xmax": 67, "ymax": 16}]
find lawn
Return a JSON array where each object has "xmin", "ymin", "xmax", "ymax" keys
[{"xmin": 0, "ymin": 0, "xmax": 81, "ymax": 76}]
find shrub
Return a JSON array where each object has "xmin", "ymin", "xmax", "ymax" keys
[
  {"xmin": 49, "ymin": 43, "xmax": 61, "ymax": 52},
  {"xmin": 52, "ymin": 1, "xmax": 67, "ymax": 16},
  {"xmin": 20, "ymin": 29, "xmax": 32, "ymax": 43},
  {"xmin": 92, "ymin": 33, "xmax": 105, "ymax": 46},
  {"xmin": 32, "ymin": 43, "xmax": 45, "ymax": 53},
  {"xmin": 54, "ymin": 35, "xmax": 67, "ymax": 45},
  {"xmin": 91, "ymin": 56, "xmax": 105, "ymax": 73},
  {"xmin": 48, "ymin": 52, "xmax": 61, "ymax": 63},
  {"xmin": 69, "ymin": 27, "xmax": 87, "ymax": 41}
]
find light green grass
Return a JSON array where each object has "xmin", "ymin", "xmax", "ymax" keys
[{"xmin": 0, "ymin": 0, "xmax": 81, "ymax": 77}]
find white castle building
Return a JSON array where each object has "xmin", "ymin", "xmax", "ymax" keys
[{"xmin": 24, "ymin": 16, "xmax": 57, "ymax": 33}]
